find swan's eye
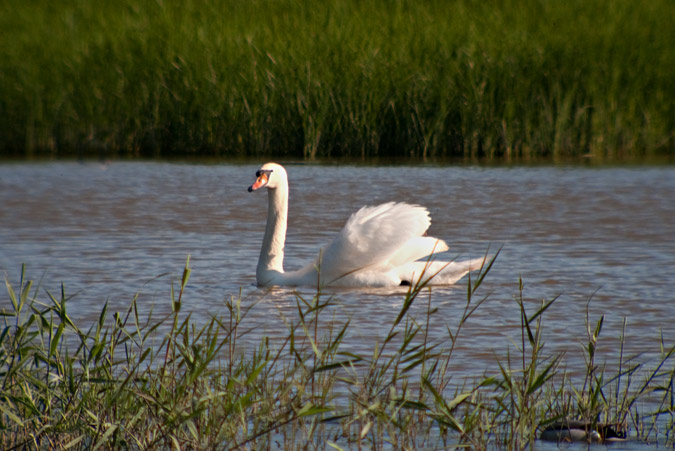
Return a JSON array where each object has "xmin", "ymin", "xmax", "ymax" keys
[{"xmin": 255, "ymin": 169, "xmax": 273, "ymax": 177}]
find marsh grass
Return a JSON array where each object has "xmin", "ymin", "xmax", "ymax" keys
[
  {"xmin": 2, "ymin": 256, "xmax": 675, "ymax": 449},
  {"xmin": 1, "ymin": 0, "xmax": 673, "ymax": 160}
]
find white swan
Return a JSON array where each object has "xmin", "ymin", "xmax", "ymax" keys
[{"xmin": 248, "ymin": 162, "xmax": 485, "ymax": 287}]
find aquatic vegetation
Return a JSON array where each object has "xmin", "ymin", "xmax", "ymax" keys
[
  {"xmin": 0, "ymin": 0, "xmax": 673, "ymax": 160},
  {"xmin": 1, "ymin": 257, "xmax": 674, "ymax": 449}
]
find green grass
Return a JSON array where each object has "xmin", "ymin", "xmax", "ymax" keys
[
  {"xmin": 1, "ymin": 0, "xmax": 673, "ymax": 161},
  {"xmin": 2, "ymin": 257, "xmax": 675, "ymax": 449}
]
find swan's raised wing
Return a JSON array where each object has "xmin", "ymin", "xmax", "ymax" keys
[
  {"xmin": 317, "ymin": 202, "xmax": 444, "ymax": 284},
  {"xmin": 386, "ymin": 236, "xmax": 449, "ymax": 267}
]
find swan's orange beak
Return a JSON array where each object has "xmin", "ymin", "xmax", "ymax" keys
[{"xmin": 248, "ymin": 172, "xmax": 269, "ymax": 192}]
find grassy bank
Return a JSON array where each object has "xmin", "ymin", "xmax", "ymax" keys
[
  {"xmin": 2, "ymin": 0, "xmax": 673, "ymax": 161},
  {"xmin": 2, "ymin": 259, "xmax": 675, "ymax": 448},
  {"xmin": 1, "ymin": 0, "xmax": 673, "ymax": 161}
]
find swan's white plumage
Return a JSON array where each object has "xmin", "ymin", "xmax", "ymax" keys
[
  {"xmin": 249, "ymin": 162, "xmax": 485, "ymax": 287},
  {"xmin": 318, "ymin": 202, "xmax": 441, "ymax": 284}
]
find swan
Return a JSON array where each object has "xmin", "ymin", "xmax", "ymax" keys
[{"xmin": 248, "ymin": 162, "xmax": 485, "ymax": 287}]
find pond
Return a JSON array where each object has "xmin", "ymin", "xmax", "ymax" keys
[{"xmin": 1, "ymin": 161, "xmax": 674, "ymax": 386}]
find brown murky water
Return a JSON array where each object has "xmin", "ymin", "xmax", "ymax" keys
[{"xmin": 1, "ymin": 162, "xmax": 674, "ymax": 385}]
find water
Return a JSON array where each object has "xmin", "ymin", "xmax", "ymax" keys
[{"xmin": 1, "ymin": 161, "xmax": 674, "ymax": 386}]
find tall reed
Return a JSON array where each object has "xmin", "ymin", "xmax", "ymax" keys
[
  {"xmin": 1, "ymin": 0, "xmax": 673, "ymax": 160},
  {"xmin": 1, "ymin": 257, "xmax": 674, "ymax": 448}
]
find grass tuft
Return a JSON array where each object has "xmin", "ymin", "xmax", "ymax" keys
[{"xmin": 1, "ymin": 257, "xmax": 674, "ymax": 448}]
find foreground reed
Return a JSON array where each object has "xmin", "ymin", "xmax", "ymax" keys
[
  {"xmin": 1, "ymin": 257, "xmax": 674, "ymax": 449},
  {"xmin": 1, "ymin": 0, "xmax": 673, "ymax": 160}
]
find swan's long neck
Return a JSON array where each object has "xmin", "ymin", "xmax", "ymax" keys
[{"xmin": 257, "ymin": 184, "xmax": 288, "ymax": 282}]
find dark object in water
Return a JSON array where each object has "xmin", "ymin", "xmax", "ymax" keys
[{"xmin": 539, "ymin": 420, "xmax": 625, "ymax": 444}]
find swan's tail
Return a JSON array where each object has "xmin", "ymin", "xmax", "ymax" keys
[{"xmin": 401, "ymin": 256, "xmax": 488, "ymax": 286}]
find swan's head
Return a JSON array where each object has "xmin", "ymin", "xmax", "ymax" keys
[{"xmin": 248, "ymin": 162, "xmax": 287, "ymax": 192}]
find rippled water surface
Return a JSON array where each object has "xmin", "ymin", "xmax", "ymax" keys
[{"xmin": 1, "ymin": 162, "xmax": 674, "ymax": 382}]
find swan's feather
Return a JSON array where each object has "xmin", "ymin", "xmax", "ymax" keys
[
  {"xmin": 387, "ymin": 236, "xmax": 449, "ymax": 268},
  {"xmin": 318, "ymin": 202, "xmax": 445, "ymax": 284},
  {"xmin": 395, "ymin": 257, "xmax": 486, "ymax": 286}
]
